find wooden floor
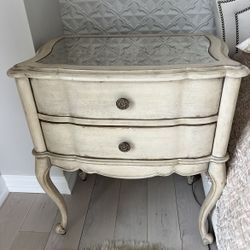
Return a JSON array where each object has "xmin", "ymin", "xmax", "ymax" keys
[{"xmin": 0, "ymin": 174, "xmax": 217, "ymax": 250}]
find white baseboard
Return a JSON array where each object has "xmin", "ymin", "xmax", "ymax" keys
[
  {"xmin": 0, "ymin": 176, "xmax": 9, "ymax": 207},
  {"xmin": 2, "ymin": 172, "xmax": 77, "ymax": 195}
]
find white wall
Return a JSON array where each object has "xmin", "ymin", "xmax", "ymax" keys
[
  {"xmin": 23, "ymin": 0, "xmax": 63, "ymax": 50},
  {"xmin": 0, "ymin": 0, "xmax": 36, "ymax": 176},
  {"xmin": 0, "ymin": 0, "xmax": 74, "ymax": 199}
]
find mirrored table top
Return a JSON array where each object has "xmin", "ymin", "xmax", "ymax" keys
[{"xmin": 39, "ymin": 35, "xmax": 217, "ymax": 66}]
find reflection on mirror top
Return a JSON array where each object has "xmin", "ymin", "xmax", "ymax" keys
[{"xmin": 39, "ymin": 35, "xmax": 216, "ymax": 66}]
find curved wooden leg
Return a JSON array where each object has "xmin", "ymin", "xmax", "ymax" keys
[
  {"xmin": 35, "ymin": 157, "xmax": 68, "ymax": 235},
  {"xmin": 199, "ymin": 162, "xmax": 226, "ymax": 245},
  {"xmin": 187, "ymin": 175, "xmax": 195, "ymax": 185},
  {"xmin": 79, "ymin": 170, "xmax": 87, "ymax": 181}
]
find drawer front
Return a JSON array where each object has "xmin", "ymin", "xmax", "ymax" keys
[
  {"xmin": 41, "ymin": 122, "xmax": 216, "ymax": 159},
  {"xmin": 32, "ymin": 79, "xmax": 223, "ymax": 119}
]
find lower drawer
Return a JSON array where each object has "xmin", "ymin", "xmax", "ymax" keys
[{"xmin": 41, "ymin": 122, "xmax": 216, "ymax": 159}]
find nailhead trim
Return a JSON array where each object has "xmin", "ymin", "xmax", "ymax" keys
[
  {"xmin": 217, "ymin": 0, "xmax": 236, "ymax": 41},
  {"xmin": 235, "ymin": 6, "xmax": 250, "ymax": 52}
]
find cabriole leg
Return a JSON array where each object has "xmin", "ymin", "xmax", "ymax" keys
[
  {"xmin": 187, "ymin": 175, "xmax": 195, "ymax": 185},
  {"xmin": 35, "ymin": 157, "xmax": 68, "ymax": 235},
  {"xmin": 79, "ymin": 170, "xmax": 87, "ymax": 181},
  {"xmin": 199, "ymin": 162, "xmax": 226, "ymax": 245}
]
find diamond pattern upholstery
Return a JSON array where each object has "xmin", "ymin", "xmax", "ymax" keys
[{"xmin": 59, "ymin": 0, "xmax": 215, "ymax": 34}]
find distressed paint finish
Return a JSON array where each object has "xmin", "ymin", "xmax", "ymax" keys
[
  {"xmin": 8, "ymin": 33, "xmax": 249, "ymax": 245},
  {"xmin": 31, "ymin": 78, "xmax": 223, "ymax": 119}
]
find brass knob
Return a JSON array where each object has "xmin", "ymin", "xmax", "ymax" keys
[
  {"xmin": 118, "ymin": 142, "xmax": 131, "ymax": 152},
  {"xmin": 116, "ymin": 98, "xmax": 129, "ymax": 110}
]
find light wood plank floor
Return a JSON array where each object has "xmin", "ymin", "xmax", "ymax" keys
[{"xmin": 0, "ymin": 174, "xmax": 217, "ymax": 250}]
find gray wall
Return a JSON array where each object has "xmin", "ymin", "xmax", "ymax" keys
[
  {"xmin": 0, "ymin": 0, "xmax": 63, "ymax": 176},
  {"xmin": 0, "ymin": 0, "xmax": 35, "ymax": 176},
  {"xmin": 59, "ymin": 0, "xmax": 215, "ymax": 35},
  {"xmin": 24, "ymin": 0, "xmax": 63, "ymax": 50}
]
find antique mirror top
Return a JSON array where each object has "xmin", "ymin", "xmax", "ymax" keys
[
  {"xmin": 40, "ymin": 35, "xmax": 216, "ymax": 66},
  {"xmin": 8, "ymin": 34, "xmax": 249, "ymax": 78}
]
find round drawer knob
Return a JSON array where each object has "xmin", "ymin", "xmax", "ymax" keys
[
  {"xmin": 118, "ymin": 142, "xmax": 131, "ymax": 152},
  {"xmin": 116, "ymin": 98, "xmax": 129, "ymax": 110}
]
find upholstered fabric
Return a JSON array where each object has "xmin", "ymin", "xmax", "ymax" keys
[
  {"xmin": 216, "ymin": 50, "xmax": 250, "ymax": 250},
  {"xmin": 58, "ymin": 0, "xmax": 215, "ymax": 34},
  {"xmin": 85, "ymin": 240, "xmax": 165, "ymax": 250},
  {"xmin": 211, "ymin": 1, "xmax": 250, "ymax": 249},
  {"xmin": 213, "ymin": 0, "xmax": 250, "ymax": 54},
  {"xmin": 237, "ymin": 38, "xmax": 250, "ymax": 53}
]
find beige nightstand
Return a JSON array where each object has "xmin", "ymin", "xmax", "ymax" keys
[{"xmin": 8, "ymin": 34, "xmax": 249, "ymax": 245}]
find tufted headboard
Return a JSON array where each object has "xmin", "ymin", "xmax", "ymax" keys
[
  {"xmin": 213, "ymin": 0, "xmax": 250, "ymax": 55},
  {"xmin": 58, "ymin": 0, "xmax": 215, "ymax": 34},
  {"xmin": 59, "ymin": 0, "xmax": 250, "ymax": 55}
]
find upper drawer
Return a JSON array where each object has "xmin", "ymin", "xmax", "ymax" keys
[{"xmin": 31, "ymin": 78, "xmax": 223, "ymax": 119}]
